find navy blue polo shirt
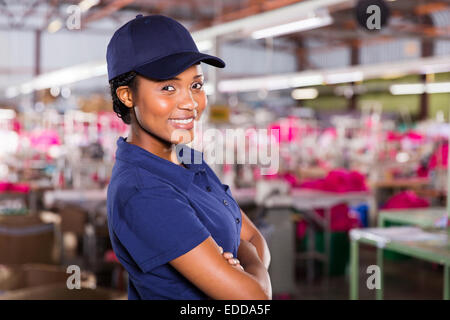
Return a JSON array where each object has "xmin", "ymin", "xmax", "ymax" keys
[{"xmin": 106, "ymin": 137, "xmax": 242, "ymax": 300}]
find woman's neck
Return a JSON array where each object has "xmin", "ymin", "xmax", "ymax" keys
[{"xmin": 127, "ymin": 127, "xmax": 181, "ymax": 166}]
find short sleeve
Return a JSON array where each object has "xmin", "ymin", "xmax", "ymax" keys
[{"xmin": 115, "ymin": 186, "xmax": 210, "ymax": 273}]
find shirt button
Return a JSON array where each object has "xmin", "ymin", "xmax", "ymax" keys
[
  {"xmin": 223, "ymin": 199, "xmax": 228, "ymax": 206},
  {"xmin": 206, "ymin": 186, "xmax": 212, "ymax": 192},
  {"xmin": 236, "ymin": 218, "xmax": 240, "ymax": 224}
]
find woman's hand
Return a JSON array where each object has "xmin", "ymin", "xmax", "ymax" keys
[
  {"xmin": 237, "ymin": 240, "xmax": 272, "ymax": 299},
  {"xmin": 218, "ymin": 246, "xmax": 244, "ymax": 271},
  {"xmin": 170, "ymin": 237, "xmax": 270, "ymax": 299}
]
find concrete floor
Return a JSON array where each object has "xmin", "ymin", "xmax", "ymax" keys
[{"xmin": 290, "ymin": 245, "xmax": 445, "ymax": 300}]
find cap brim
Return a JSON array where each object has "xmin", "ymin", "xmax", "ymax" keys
[{"xmin": 134, "ymin": 51, "xmax": 225, "ymax": 80}]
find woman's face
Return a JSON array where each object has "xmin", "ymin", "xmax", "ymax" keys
[{"xmin": 132, "ymin": 64, "xmax": 207, "ymax": 144}]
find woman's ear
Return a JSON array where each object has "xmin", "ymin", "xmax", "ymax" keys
[{"xmin": 116, "ymin": 86, "xmax": 134, "ymax": 108}]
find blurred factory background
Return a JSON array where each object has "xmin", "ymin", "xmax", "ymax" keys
[{"xmin": 0, "ymin": 0, "xmax": 449, "ymax": 300}]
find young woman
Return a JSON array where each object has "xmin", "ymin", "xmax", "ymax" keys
[{"xmin": 106, "ymin": 14, "xmax": 271, "ymax": 300}]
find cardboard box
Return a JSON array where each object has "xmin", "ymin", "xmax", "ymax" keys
[
  {"xmin": 0, "ymin": 214, "xmax": 55, "ymax": 265},
  {"xmin": 0, "ymin": 283, "xmax": 127, "ymax": 300}
]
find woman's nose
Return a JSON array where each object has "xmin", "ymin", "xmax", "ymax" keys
[{"xmin": 179, "ymin": 90, "xmax": 198, "ymax": 110}]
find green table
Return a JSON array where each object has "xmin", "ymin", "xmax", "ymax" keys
[
  {"xmin": 378, "ymin": 208, "xmax": 447, "ymax": 229},
  {"xmin": 349, "ymin": 227, "xmax": 450, "ymax": 300}
]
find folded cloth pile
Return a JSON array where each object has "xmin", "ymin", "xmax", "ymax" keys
[
  {"xmin": 299, "ymin": 169, "xmax": 368, "ymax": 193},
  {"xmin": 0, "ymin": 182, "xmax": 30, "ymax": 193},
  {"xmin": 296, "ymin": 169, "xmax": 368, "ymax": 238},
  {"xmin": 382, "ymin": 190, "xmax": 429, "ymax": 209}
]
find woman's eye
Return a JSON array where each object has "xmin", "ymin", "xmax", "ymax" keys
[
  {"xmin": 162, "ymin": 85, "xmax": 175, "ymax": 91},
  {"xmin": 192, "ymin": 82, "xmax": 204, "ymax": 90}
]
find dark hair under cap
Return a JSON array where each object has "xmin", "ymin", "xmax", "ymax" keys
[{"xmin": 109, "ymin": 71, "xmax": 137, "ymax": 125}]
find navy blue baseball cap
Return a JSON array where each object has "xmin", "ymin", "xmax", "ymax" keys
[{"xmin": 106, "ymin": 14, "xmax": 225, "ymax": 81}]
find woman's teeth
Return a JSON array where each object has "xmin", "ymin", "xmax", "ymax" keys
[{"xmin": 170, "ymin": 118, "xmax": 193, "ymax": 124}]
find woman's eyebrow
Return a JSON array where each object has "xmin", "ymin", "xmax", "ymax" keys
[{"xmin": 153, "ymin": 74, "xmax": 204, "ymax": 82}]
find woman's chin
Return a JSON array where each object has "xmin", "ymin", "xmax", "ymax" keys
[{"xmin": 169, "ymin": 127, "xmax": 195, "ymax": 145}]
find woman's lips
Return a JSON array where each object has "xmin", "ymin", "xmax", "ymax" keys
[{"xmin": 168, "ymin": 117, "xmax": 194, "ymax": 130}]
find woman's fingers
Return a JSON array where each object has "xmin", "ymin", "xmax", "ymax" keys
[
  {"xmin": 221, "ymin": 251, "xmax": 245, "ymax": 271},
  {"xmin": 223, "ymin": 252, "xmax": 233, "ymax": 259},
  {"xmin": 229, "ymin": 259, "xmax": 244, "ymax": 271}
]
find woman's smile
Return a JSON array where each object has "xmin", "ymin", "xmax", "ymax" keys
[{"xmin": 168, "ymin": 116, "xmax": 195, "ymax": 130}]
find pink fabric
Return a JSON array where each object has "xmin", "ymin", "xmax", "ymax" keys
[
  {"xmin": 383, "ymin": 190, "xmax": 429, "ymax": 209},
  {"xmin": 386, "ymin": 130, "xmax": 424, "ymax": 144},
  {"xmin": 404, "ymin": 131, "xmax": 424, "ymax": 142},
  {"xmin": 296, "ymin": 204, "xmax": 361, "ymax": 238},
  {"xmin": 299, "ymin": 169, "xmax": 368, "ymax": 193},
  {"xmin": 0, "ymin": 181, "xmax": 30, "ymax": 194},
  {"xmin": 429, "ymin": 142, "xmax": 448, "ymax": 169},
  {"xmin": 104, "ymin": 250, "xmax": 119, "ymax": 263},
  {"xmin": 0, "ymin": 182, "xmax": 11, "ymax": 192},
  {"xmin": 253, "ymin": 167, "xmax": 262, "ymax": 180},
  {"xmin": 29, "ymin": 129, "xmax": 61, "ymax": 152},
  {"xmin": 387, "ymin": 131, "xmax": 402, "ymax": 141},
  {"xmin": 323, "ymin": 127, "xmax": 337, "ymax": 138},
  {"xmin": 262, "ymin": 173, "xmax": 280, "ymax": 180},
  {"xmin": 9, "ymin": 183, "xmax": 30, "ymax": 193},
  {"xmin": 295, "ymin": 169, "xmax": 367, "ymax": 239},
  {"xmin": 268, "ymin": 116, "xmax": 300, "ymax": 143},
  {"xmin": 282, "ymin": 172, "xmax": 302, "ymax": 188},
  {"xmin": 296, "ymin": 220, "xmax": 308, "ymax": 239},
  {"xmin": 417, "ymin": 165, "xmax": 429, "ymax": 178}
]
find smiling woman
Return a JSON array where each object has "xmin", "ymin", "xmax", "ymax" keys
[
  {"xmin": 109, "ymin": 63, "xmax": 205, "ymax": 149},
  {"xmin": 106, "ymin": 14, "xmax": 271, "ymax": 300},
  {"xmin": 118, "ymin": 64, "xmax": 205, "ymax": 147}
]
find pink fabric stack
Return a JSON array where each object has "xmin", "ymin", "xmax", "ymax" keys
[
  {"xmin": 382, "ymin": 190, "xmax": 429, "ymax": 210},
  {"xmin": 299, "ymin": 169, "xmax": 368, "ymax": 193},
  {"xmin": 0, "ymin": 181, "xmax": 30, "ymax": 193},
  {"xmin": 296, "ymin": 169, "xmax": 368, "ymax": 238}
]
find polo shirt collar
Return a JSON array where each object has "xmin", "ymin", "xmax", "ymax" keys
[{"xmin": 115, "ymin": 137, "xmax": 205, "ymax": 192}]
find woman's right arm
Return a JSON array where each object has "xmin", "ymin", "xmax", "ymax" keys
[{"xmin": 169, "ymin": 236, "xmax": 270, "ymax": 300}]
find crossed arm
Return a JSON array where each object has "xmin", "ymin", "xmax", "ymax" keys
[{"xmin": 169, "ymin": 208, "xmax": 272, "ymax": 300}]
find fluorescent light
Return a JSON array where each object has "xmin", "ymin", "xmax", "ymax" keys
[
  {"xmin": 218, "ymin": 76, "xmax": 291, "ymax": 93},
  {"xmin": 5, "ymin": 61, "xmax": 107, "ymax": 97},
  {"xmin": 290, "ymin": 74, "xmax": 323, "ymax": 87},
  {"xmin": 325, "ymin": 71, "xmax": 363, "ymax": 84},
  {"xmin": 47, "ymin": 19, "xmax": 62, "ymax": 33},
  {"xmin": 390, "ymin": 84, "xmax": 425, "ymax": 95},
  {"xmin": 251, "ymin": 15, "xmax": 333, "ymax": 39},
  {"xmin": 390, "ymin": 82, "xmax": 450, "ymax": 95},
  {"xmin": 79, "ymin": 0, "xmax": 100, "ymax": 12},
  {"xmin": 427, "ymin": 82, "xmax": 450, "ymax": 94},
  {"xmin": 421, "ymin": 63, "xmax": 450, "ymax": 74},
  {"xmin": 291, "ymin": 88, "xmax": 318, "ymax": 100}
]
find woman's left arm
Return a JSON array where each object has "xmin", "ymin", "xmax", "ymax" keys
[{"xmin": 239, "ymin": 208, "xmax": 271, "ymax": 270}]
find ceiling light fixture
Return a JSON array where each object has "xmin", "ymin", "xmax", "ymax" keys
[
  {"xmin": 251, "ymin": 13, "xmax": 333, "ymax": 39},
  {"xmin": 291, "ymin": 88, "xmax": 319, "ymax": 100}
]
